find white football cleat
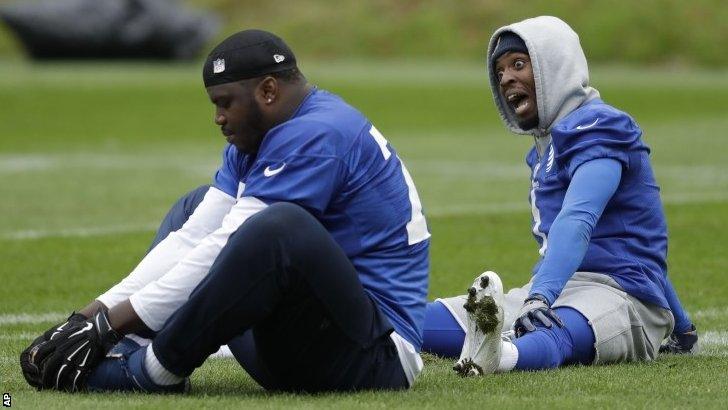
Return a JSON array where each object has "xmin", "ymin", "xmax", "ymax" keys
[{"xmin": 453, "ymin": 271, "xmax": 505, "ymax": 377}]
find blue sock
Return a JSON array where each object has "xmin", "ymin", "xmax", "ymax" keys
[
  {"xmin": 514, "ymin": 307, "xmax": 595, "ymax": 370},
  {"xmin": 421, "ymin": 301, "xmax": 466, "ymax": 358}
]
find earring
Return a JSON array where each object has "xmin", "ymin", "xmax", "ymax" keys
[{"xmin": 267, "ymin": 98, "xmax": 273, "ymax": 103}]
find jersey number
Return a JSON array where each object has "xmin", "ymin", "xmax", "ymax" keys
[{"xmin": 369, "ymin": 126, "xmax": 430, "ymax": 245}]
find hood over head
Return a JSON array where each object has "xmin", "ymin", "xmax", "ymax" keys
[{"xmin": 486, "ymin": 16, "xmax": 600, "ymax": 137}]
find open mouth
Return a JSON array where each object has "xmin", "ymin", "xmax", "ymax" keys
[{"xmin": 506, "ymin": 91, "xmax": 530, "ymax": 116}]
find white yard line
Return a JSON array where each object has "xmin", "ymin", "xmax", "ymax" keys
[
  {"xmin": 3, "ymin": 153, "xmax": 728, "ymax": 181},
  {"xmin": 3, "ymin": 307, "xmax": 727, "ymax": 326},
  {"xmin": 1, "ymin": 223, "xmax": 159, "ymax": 241},
  {"xmin": 0, "ymin": 326, "xmax": 235, "ymax": 359},
  {"xmin": 2, "ymin": 310, "xmax": 725, "ymax": 359},
  {"xmin": 2, "ymin": 328, "xmax": 725, "ymax": 357},
  {"xmin": 700, "ymin": 331, "xmax": 728, "ymax": 357},
  {"xmin": 0, "ymin": 332, "xmax": 38, "ymax": 341},
  {"xmin": 0, "ymin": 154, "xmax": 213, "ymax": 172},
  {"xmin": 0, "ymin": 312, "xmax": 66, "ymax": 326}
]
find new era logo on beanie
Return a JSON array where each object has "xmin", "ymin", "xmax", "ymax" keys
[
  {"xmin": 491, "ymin": 31, "xmax": 528, "ymax": 63},
  {"xmin": 203, "ymin": 29, "xmax": 297, "ymax": 87}
]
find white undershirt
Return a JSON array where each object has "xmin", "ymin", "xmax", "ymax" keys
[{"xmin": 97, "ymin": 187, "xmax": 237, "ymax": 310}]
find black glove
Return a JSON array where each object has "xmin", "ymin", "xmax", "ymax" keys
[
  {"xmin": 659, "ymin": 324, "xmax": 698, "ymax": 354},
  {"xmin": 36, "ymin": 309, "xmax": 121, "ymax": 392},
  {"xmin": 513, "ymin": 294, "xmax": 564, "ymax": 337},
  {"xmin": 20, "ymin": 312, "xmax": 86, "ymax": 389}
]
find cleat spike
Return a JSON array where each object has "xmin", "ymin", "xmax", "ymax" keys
[{"xmin": 456, "ymin": 271, "xmax": 504, "ymax": 377}]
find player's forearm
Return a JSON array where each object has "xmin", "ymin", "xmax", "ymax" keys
[
  {"xmin": 96, "ymin": 235, "xmax": 195, "ymax": 309},
  {"xmin": 107, "ymin": 299, "xmax": 150, "ymax": 336},
  {"xmin": 663, "ymin": 278, "xmax": 693, "ymax": 333},
  {"xmin": 531, "ymin": 209, "xmax": 593, "ymax": 304},
  {"xmin": 531, "ymin": 158, "xmax": 622, "ymax": 304},
  {"xmin": 96, "ymin": 187, "xmax": 236, "ymax": 309},
  {"xmin": 129, "ymin": 196, "xmax": 268, "ymax": 331},
  {"xmin": 76, "ymin": 299, "xmax": 149, "ymax": 336}
]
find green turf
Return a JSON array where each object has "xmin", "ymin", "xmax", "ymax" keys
[{"xmin": 1, "ymin": 61, "xmax": 726, "ymax": 408}]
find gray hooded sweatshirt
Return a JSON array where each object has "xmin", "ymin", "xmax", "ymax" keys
[{"xmin": 486, "ymin": 16, "xmax": 600, "ymax": 141}]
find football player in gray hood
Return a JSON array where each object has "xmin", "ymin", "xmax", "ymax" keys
[{"xmin": 421, "ymin": 16, "xmax": 697, "ymax": 376}]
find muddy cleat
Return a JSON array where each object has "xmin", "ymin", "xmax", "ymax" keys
[{"xmin": 453, "ymin": 271, "xmax": 504, "ymax": 377}]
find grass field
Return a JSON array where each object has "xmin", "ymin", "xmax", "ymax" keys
[{"xmin": 1, "ymin": 60, "xmax": 727, "ymax": 408}]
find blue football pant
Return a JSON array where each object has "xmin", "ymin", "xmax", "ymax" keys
[
  {"xmin": 145, "ymin": 185, "xmax": 407, "ymax": 391},
  {"xmin": 422, "ymin": 300, "xmax": 465, "ymax": 358},
  {"xmin": 423, "ymin": 300, "xmax": 595, "ymax": 369}
]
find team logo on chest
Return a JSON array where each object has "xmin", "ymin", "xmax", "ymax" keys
[{"xmin": 545, "ymin": 145, "xmax": 555, "ymax": 173}]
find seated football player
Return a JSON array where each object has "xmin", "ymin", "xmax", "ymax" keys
[
  {"xmin": 20, "ymin": 29, "xmax": 430, "ymax": 393},
  {"xmin": 421, "ymin": 16, "xmax": 698, "ymax": 374}
]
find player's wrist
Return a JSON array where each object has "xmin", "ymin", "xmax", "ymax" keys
[
  {"xmin": 69, "ymin": 311, "xmax": 88, "ymax": 321},
  {"xmin": 107, "ymin": 299, "xmax": 151, "ymax": 336},
  {"xmin": 525, "ymin": 293, "xmax": 550, "ymax": 306},
  {"xmin": 91, "ymin": 309, "xmax": 122, "ymax": 349},
  {"xmin": 78, "ymin": 299, "xmax": 108, "ymax": 319}
]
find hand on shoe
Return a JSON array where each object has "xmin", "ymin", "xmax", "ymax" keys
[
  {"xmin": 513, "ymin": 294, "xmax": 563, "ymax": 337},
  {"xmin": 20, "ymin": 309, "xmax": 121, "ymax": 392},
  {"xmin": 20, "ymin": 312, "xmax": 87, "ymax": 389}
]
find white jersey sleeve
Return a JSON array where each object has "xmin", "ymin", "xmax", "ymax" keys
[
  {"xmin": 128, "ymin": 196, "xmax": 268, "ymax": 331},
  {"xmin": 96, "ymin": 187, "xmax": 235, "ymax": 309}
]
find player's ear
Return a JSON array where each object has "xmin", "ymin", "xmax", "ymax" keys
[{"xmin": 256, "ymin": 76, "xmax": 278, "ymax": 105}]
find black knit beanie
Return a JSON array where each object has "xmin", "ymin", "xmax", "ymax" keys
[{"xmin": 491, "ymin": 31, "xmax": 528, "ymax": 63}]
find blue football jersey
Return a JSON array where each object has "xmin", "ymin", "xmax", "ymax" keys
[
  {"xmin": 527, "ymin": 99, "xmax": 669, "ymax": 309},
  {"xmin": 213, "ymin": 88, "xmax": 430, "ymax": 349}
]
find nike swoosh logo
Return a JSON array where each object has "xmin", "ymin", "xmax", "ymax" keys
[
  {"xmin": 68, "ymin": 322, "xmax": 93, "ymax": 338},
  {"xmin": 50, "ymin": 322, "xmax": 69, "ymax": 340},
  {"xmin": 575, "ymin": 118, "xmax": 599, "ymax": 130},
  {"xmin": 67, "ymin": 340, "xmax": 90, "ymax": 360},
  {"xmin": 263, "ymin": 163, "xmax": 286, "ymax": 177},
  {"xmin": 79, "ymin": 348, "xmax": 91, "ymax": 367},
  {"xmin": 56, "ymin": 364, "xmax": 67, "ymax": 389}
]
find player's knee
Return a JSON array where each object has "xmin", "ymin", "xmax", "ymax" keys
[
  {"xmin": 242, "ymin": 202, "xmax": 317, "ymax": 241},
  {"xmin": 264, "ymin": 202, "xmax": 310, "ymax": 223},
  {"xmin": 263, "ymin": 202, "xmax": 311, "ymax": 228}
]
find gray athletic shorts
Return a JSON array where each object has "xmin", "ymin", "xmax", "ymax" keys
[{"xmin": 437, "ymin": 271, "xmax": 674, "ymax": 364}]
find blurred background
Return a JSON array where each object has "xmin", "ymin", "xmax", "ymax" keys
[
  {"xmin": 1, "ymin": 0, "xmax": 726, "ymax": 312},
  {"xmin": 1, "ymin": 0, "xmax": 728, "ymax": 65}
]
